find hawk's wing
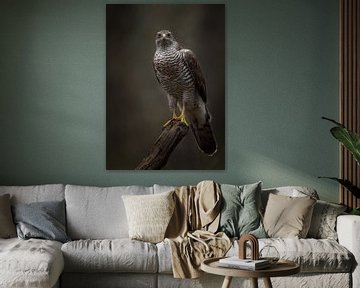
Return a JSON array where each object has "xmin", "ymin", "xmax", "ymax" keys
[{"xmin": 181, "ymin": 49, "xmax": 207, "ymax": 103}]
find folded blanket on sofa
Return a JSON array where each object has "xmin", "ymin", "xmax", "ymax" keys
[{"xmin": 165, "ymin": 181, "xmax": 231, "ymax": 278}]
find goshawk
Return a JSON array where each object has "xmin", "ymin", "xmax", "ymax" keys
[{"xmin": 153, "ymin": 30, "xmax": 217, "ymax": 155}]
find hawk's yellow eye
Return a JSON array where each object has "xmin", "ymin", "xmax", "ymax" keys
[
  {"xmin": 157, "ymin": 33, "xmax": 162, "ymax": 38},
  {"xmin": 166, "ymin": 33, "xmax": 171, "ymax": 37}
]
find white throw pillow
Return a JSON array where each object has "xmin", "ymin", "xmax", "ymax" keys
[{"xmin": 122, "ymin": 191, "xmax": 175, "ymax": 243}]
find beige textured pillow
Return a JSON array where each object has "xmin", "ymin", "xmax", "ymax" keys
[
  {"xmin": 263, "ymin": 193, "xmax": 316, "ymax": 238},
  {"xmin": 0, "ymin": 194, "xmax": 16, "ymax": 238},
  {"xmin": 122, "ymin": 191, "xmax": 175, "ymax": 243}
]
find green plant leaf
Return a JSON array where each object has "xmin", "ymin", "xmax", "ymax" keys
[
  {"xmin": 322, "ymin": 117, "xmax": 360, "ymax": 165},
  {"xmin": 318, "ymin": 177, "xmax": 360, "ymax": 198},
  {"xmin": 330, "ymin": 127, "xmax": 360, "ymax": 165},
  {"xmin": 351, "ymin": 208, "xmax": 360, "ymax": 215},
  {"xmin": 322, "ymin": 116, "xmax": 344, "ymax": 127}
]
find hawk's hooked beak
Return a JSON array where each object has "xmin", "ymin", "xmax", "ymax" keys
[{"xmin": 159, "ymin": 33, "xmax": 169, "ymax": 42}]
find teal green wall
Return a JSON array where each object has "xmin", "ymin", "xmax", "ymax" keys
[{"xmin": 0, "ymin": 0, "xmax": 339, "ymax": 202}]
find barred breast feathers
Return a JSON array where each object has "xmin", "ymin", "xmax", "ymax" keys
[{"xmin": 154, "ymin": 48, "xmax": 194, "ymax": 92}]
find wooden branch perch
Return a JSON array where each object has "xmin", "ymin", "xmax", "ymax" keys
[{"xmin": 135, "ymin": 120, "xmax": 189, "ymax": 170}]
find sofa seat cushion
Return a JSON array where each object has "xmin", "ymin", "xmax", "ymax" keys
[
  {"xmin": 260, "ymin": 238, "xmax": 353, "ymax": 272},
  {"xmin": 61, "ymin": 239, "xmax": 158, "ymax": 273},
  {"xmin": 0, "ymin": 238, "xmax": 64, "ymax": 288},
  {"xmin": 230, "ymin": 238, "xmax": 353, "ymax": 273},
  {"xmin": 157, "ymin": 238, "xmax": 353, "ymax": 274},
  {"xmin": 156, "ymin": 240, "xmax": 173, "ymax": 274}
]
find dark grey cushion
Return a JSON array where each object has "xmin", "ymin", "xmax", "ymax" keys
[
  {"xmin": 218, "ymin": 182, "xmax": 266, "ymax": 238},
  {"xmin": 12, "ymin": 200, "xmax": 70, "ymax": 243}
]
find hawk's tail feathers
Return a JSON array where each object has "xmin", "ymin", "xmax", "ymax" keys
[{"xmin": 190, "ymin": 121, "xmax": 217, "ymax": 156}]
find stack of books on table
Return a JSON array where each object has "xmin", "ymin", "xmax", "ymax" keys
[{"xmin": 218, "ymin": 257, "xmax": 271, "ymax": 270}]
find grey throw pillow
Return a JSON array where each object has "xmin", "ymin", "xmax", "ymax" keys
[
  {"xmin": 218, "ymin": 182, "xmax": 266, "ymax": 238},
  {"xmin": 307, "ymin": 200, "xmax": 347, "ymax": 240},
  {"xmin": 12, "ymin": 200, "xmax": 70, "ymax": 243},
  {"xmin": 0, "ymin": 194, "xmax": 17, "ymax": 238}
]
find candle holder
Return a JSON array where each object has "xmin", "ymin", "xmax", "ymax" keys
[{"xmin": 238, "ymin": 234, "xmax": 259, "ymax": 260}]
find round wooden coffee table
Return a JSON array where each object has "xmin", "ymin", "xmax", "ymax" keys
[{"xmin": 201, "ymin": 257, "xmax": 300, "ymax": 288}]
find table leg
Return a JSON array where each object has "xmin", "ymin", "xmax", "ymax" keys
[
  {"xmin": 251, "ymin": 278, "xmax": 258, "ymax": 288},
  {"xmin": 263, "ymin": 277, "xmax": 273, "ymax": 288},
  {"xmin": 221, "ymin": 276, "xmax": 233, "ymax": 288}
]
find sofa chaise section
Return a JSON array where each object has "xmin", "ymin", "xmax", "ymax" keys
[
  {"xmin": 0, "ymin": 238, "xmax": 63, "ymax": 288},
  {"xmin": 0, "ymin": 184, "xmax": 65, "ymax": 288}
]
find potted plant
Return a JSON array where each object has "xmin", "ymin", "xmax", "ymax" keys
[{"xmin": 320, "ymin": 117, "xmax": 360, "ymax": 215}]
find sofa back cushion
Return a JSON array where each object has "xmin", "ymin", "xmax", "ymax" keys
[
  {"xmin": 65, "ymin": 185, "xmax": 153, "ymax": 239},
  {"xmin": 153, "ymin": 184, "xmax": 176, "ymax": 194},
  {"xmin": 0, "ymin": 184, "xmax": 65, "ymax": 204}
]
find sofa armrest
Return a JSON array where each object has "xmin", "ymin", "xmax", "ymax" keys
[{"xmin": 337, "ymin": 215, "xmax": 360, "ymax": 288}]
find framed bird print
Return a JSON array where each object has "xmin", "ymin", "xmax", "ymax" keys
[{"xmin": 106, "ymin": 4, "xmax": 225, "ymax": 170}]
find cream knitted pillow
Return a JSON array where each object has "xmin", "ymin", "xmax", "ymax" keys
[{"xmin": 122, "ymin": 191, "xmax": 175, "ymax": 243}]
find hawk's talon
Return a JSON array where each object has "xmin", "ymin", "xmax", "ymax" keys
[
  {"xmin": 163, "ymin": 112, "xmax": 189, "ymax": 127},
  {"xmin": 174, "ymin": 113, "xmax": 189, "ymax": 126}
]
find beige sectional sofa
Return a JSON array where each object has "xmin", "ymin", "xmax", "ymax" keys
[{"xmin": 0, "ymin": 183, "xmax": 359, "ymax": 288}]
